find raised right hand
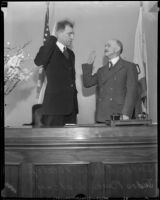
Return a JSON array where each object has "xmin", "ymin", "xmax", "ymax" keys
[
  {"xmin": 87, "ymin": 50, "xmax": 96, "ymax": 64},
  {"xmin": 51, "ymin": 22, "xmax": 57, "ymax": 36}
]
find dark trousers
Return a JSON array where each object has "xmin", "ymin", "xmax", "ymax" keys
[{"xmin": 42, "ymin": 111, "xmax": 77, "ymax": 127}]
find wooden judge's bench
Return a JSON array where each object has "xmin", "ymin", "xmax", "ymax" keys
[{"xmin": 4, "ymin": 125, "xmax": 158, "ymax": 198}]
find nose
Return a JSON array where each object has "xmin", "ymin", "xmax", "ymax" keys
[{"xmin": 70, "ymin": 34, "xmax": 74, "ymax": 40}]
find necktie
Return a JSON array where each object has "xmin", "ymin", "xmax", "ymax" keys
[
  {"xmin": 109, "ymin": 61, "xmax": 113, "ymax": 70},
  {"xmin": 63, "ymin": 47, "xmax": 69, "ymax": 59}
]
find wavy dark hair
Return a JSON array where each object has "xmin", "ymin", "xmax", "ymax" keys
[{"xmin": 56, "ymin": 19, "xmax": 74, "ymax": 32}]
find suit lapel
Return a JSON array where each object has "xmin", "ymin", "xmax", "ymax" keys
[
  {"xmin": 99, "ymin": 64, "xmax": 109, "ymax": 85},
  {"xmin": 101, "ymin": 58, "xmax": 124, "ymax": 85},
  {"xmin": 55, "ymin": 46, "xmax": 73, "ymax": 70}
]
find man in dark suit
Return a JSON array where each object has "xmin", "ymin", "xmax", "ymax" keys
[
  {"xmin": 82, "ymin": 39, "xmax": 138, "ymax": 122},
  {"xmin": 34, "ymin": 20, "xmax": 78, "ymax": 126}
]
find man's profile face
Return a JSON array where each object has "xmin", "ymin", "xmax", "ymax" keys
[
  {"xmin": 57, "ymin": 25, "xmax": 74, "ymax": 47},
  {"xmin": 104, "ymin": 40, "xmax": 120, "ymax": 59}
]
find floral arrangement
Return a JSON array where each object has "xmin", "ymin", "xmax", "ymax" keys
[{"xmin": 4, "ymin": 41, "xmax": 33, "ymax": 95}]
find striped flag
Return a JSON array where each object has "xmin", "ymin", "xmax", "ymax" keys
[
  {"xmin": 133, "ymin": 5, "xmax": 149, "ymax": 114},
  {"xmin": 36, "ymin": 2, "xmax": 50, "ymax": 103}
]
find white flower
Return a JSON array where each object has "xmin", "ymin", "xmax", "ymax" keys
[
  {"xmin": 7, "ymin": 55, "xmax": 21, "ymax": 67},
  {"xmin": 4, "ymin": 41, "xmax": 33, "ymax": 95},
  {"xmin": 24, "ymin": 75, "xmax": 30, "ymax": 81},
  {"xmin": 23, "ymin": 68, "xmax": 29, "ymax": 73},
  {"xmin": 19, "ymin": 74, "xmax": 25, "ymax": 81}
]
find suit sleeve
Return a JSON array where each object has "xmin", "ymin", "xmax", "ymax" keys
[
  {"xmin": 122, "ymin": 63, "xmax": 138, "ymax": 117},
  {"xmin": 70, "ymin": 50, "xmax": 76, "ymax": 79},
  {"xmin": 34, "ymin": 35, "xmax": 57, "ymax": 67},
  {"xmin": 82, "ymin": 63, "xmax": 98, "ymax": 88}
]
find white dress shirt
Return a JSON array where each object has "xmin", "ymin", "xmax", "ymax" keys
[
  {"xmin": 56, "ymin": 41, "xmax": 65, "ymax": 52},
  {"xmin": 109, "ymin": 56, "xmax": 120, "ymax": 68}
]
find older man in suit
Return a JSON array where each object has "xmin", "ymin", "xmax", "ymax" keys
[
  {"xmin": 34, "ymin": 20, "xmax": 78, "ymax": 127},
  {"xmin": 82, "ymin": 39, "xmax": 138, "ymax": 122}
]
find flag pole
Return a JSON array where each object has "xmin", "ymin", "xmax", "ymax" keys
[
  {"xmin": 140, "ymin": 1, "xmax": 143, "ymax": 7},
  {"xmin": 46, "ymin": 1, "xmax": 50, "ymax": 7}
]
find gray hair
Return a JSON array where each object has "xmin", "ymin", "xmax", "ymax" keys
[{"xmin": 115, "ymin": 39, "xmax": 123, "ymax": 54}]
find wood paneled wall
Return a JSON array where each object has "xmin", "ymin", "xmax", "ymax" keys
[{"xmin": 4, "ymin": 125, "xmax": 158, "ymax": 198}]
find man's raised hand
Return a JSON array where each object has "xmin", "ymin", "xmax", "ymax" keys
[{"xmin": 87, "ymin": 50, "xmax": 96, "ymax": 64}]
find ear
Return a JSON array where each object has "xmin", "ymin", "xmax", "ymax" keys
[
  {"xmin": 115, "ymin": 45, "xmax": 120, "ymax": 54},
  {"xmin": 56, "ymin": 30, "xmax": 62, "ymax": 39}
]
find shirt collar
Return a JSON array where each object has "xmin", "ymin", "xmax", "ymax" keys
[
  {"xmin": 56, "ymin": 41, "xmax": 65, "ymax": 52},
  {"xmin": 109, "ymin": 56, "xmax": 120, "ymax": 66}
]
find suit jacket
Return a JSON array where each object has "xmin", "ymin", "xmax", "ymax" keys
[
  {"xmin": 82, "ymin": 58, "xmax": 138, "ymax": 122},
  {"xmin": 34, "ymin": 36, "xmax": 78, "ymax": 115}
]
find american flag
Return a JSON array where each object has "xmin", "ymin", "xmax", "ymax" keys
[{"xmin": 36, "ymin": 2, "xmax": 50, "ymax": 101}]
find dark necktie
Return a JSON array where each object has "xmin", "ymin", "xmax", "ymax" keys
[
  {"xmin": 63, "ymin": 47, "xmax": 69, "ymax": 59},
  {"xmin": 109, "ymin": 61, "xmax": 113, "ymax": 70}
]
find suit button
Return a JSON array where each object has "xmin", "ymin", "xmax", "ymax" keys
[
  {"xmin": 110, "ymin": 87, "xmax": 113, "ymax": 90},
  {"xmin": 114, "ymin": 77, "xmax": 116, "ymax": 80},
  {"xmin": 99, "ymin": 98, "xmax": 102, "ymax": 101},
  {"xmin": 110, "ymin": 98, "xmax": 112, "ymax": 101},
  {"xmin": 70, "ymin": 84, "xmax": 73, "ymax": 87}
]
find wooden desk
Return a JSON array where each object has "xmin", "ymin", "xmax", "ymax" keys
[{"xmin": 4, "ymin": 125, "xmax": 158, "ymax": 198}]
